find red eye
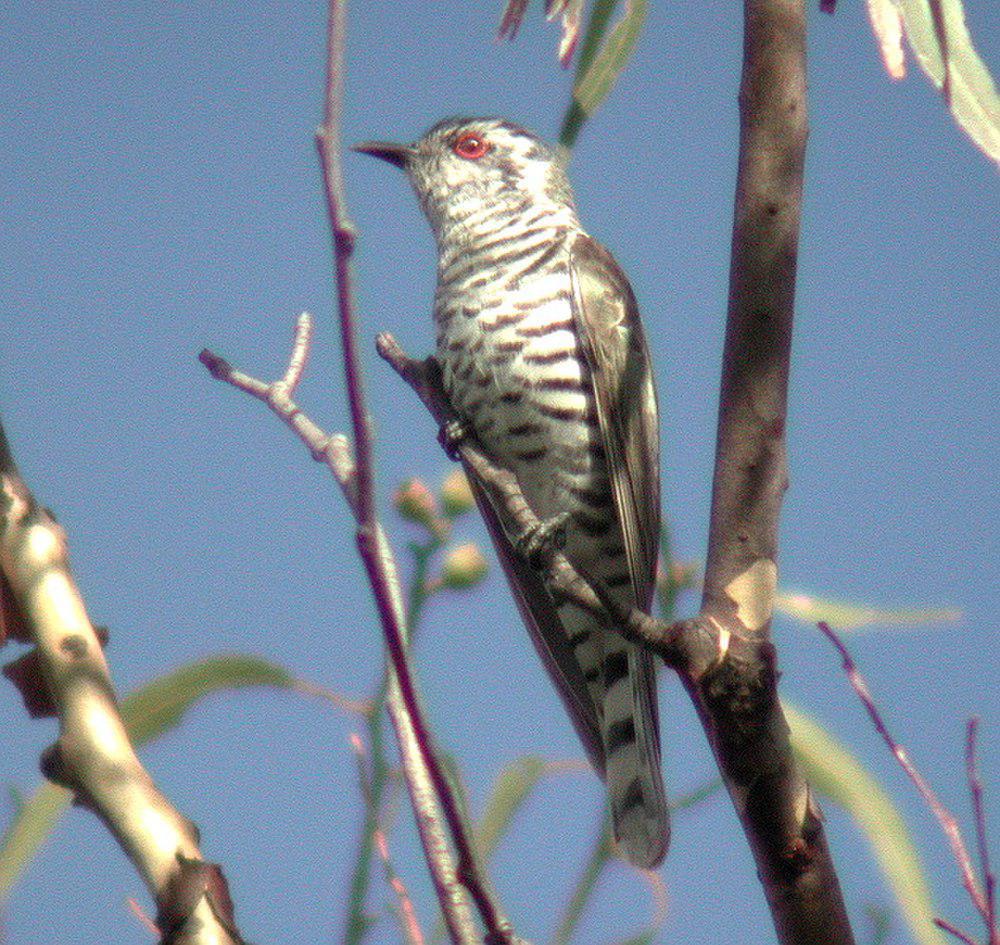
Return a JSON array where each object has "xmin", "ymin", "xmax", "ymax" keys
[{"xmin": 452, "ymin": 132, "xmax": 491, "ymax": 160}]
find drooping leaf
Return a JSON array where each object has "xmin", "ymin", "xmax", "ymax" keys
[
  {"xmin": 785, "ymin": 701, "xmax": 948, "ymax": 945},
  {"xmin": 559, "ymin": 0, "xmax": 648, "ymax": 150},
  {"xmin": 0, "ymin": 654, "xmax": 313, "ymax": 900},
  {"xmin": 475, "ymin": 756, "xmax": 549, "ymax": 862},
  {"xmin": 119, "ymin": 654, "xmax": 297, "ymax": 744},
  {"xmin": 775, "ymin": 591, "xmax": 959, "ymax": 632},
  {"xmin": 867, "ymin": 0, "xmax": 907, "ymax": 79},
  {"xmin": 0, "ymin": 782, "xmax": 70, "ymax": 900},
  {"xmin": 894, "ymin": 0, "xmax": 1000, "ymax": 162}
]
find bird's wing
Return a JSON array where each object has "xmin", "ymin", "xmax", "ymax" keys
[
  {"xmin": 467, "ymin": 474, "xmax": 606, "ymax": 773},
  {"xmin": 568, "ymin": 232, "xmax": 660, "ymax": 607},
  {"xmin": 568, "ymin": 231, "xmax": 662, "ymax": 792}
]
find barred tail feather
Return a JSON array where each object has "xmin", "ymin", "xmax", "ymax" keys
[{"xmin": 601, "ymin": 642, "xmax": 669, "ymax": 869}]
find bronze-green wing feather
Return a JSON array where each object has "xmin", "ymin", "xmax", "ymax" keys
[
  {"xmin": 567, "ymin": 233, "xmax": 666, "ymax": 864},
  {"xmin": 568, "ymin": 232, "xmax": 660, "ymax": 606},
  {"xmin": 465, "ymin": 477, "xmax": 607, "ymax": 773}
]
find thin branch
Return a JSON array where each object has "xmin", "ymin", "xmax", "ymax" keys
[
  {"xmin": 312, "ymin": 4, "xmax": 523, "ymax": 940},
  {"xmin": 201, "ymin": 317, "xmax": 482, "ymax": 945},
  {"xmin": 350, "ymin": 734, "xmax": 427, "ymax": 945},
  {"xmin": 820, "ymin": 622, "xmax": 997, "ymax": 944},
  {"xmin": 966, "ymin": 719, "xmax": 997, "ymax": 943},
  {"xmin": 550, "ymin": 818, "xmax": 612, "ymax": 945},
  {"xmin": 0, "ymin": 424, "xmax": 244, "ymax": 945},
  {"xmin": 934, "ymin": 917, "xmax": 981, "ymax": 945},
  {"xmin": 374, "ymin": 826, "xmax": 426, "ymax": 945},
  {"xmin": 316, "ymin": 0, "xmax": 371, "ymax": 529}
]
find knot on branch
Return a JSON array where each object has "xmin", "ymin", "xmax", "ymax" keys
[{"xmin": 158, "ymin": 854, "xmax": 243, "ymax": 945}]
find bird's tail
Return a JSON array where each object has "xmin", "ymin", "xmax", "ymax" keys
[{"xmin": 600, "ymin": 641, "xmax": 669, "ymax": 869}]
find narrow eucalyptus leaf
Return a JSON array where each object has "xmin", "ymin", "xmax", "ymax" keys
[
  {"xmin": 474, "ymin": 756, "xmax": 548, "ymax": 861},
  {"xmin": 894, "ymin": 0, "xmax": 1000, "ymax": 161},
  {"xmin": 560, "ymin": 0, "xmax": 647, "ymax": 149},
  {"xmin": 775, "ymin": 592, "xmax": 960, "ymax": 632}
]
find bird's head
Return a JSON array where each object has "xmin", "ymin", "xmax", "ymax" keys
[{"xmin": 353, "ymin": 117, "xmax": 577, "ymax": 245}]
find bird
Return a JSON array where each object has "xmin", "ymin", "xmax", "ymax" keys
[{"xmin": 354, "ymin": 117, "xmax": 668, "ymax": 868}]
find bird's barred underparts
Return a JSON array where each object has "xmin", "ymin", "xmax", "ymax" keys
[{"xmin": 355, "ymin": 117, "xmax": 669, "ymax": 868}]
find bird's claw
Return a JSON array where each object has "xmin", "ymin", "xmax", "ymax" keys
[
  {"xmin": 438, "ymin": 418, "xmax": 469, "ymax": 461},
  {"xmin": 516, "ymin": 512, "xmax": 570, "ymax": 567}
]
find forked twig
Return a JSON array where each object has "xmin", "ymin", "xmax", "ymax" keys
[
  {"xmin": 202, "ymin": 314, "xmax": 494, "ymax": 945},
  {"xmin": 820, "ymin": 621, "xmax": 997, "ymax": 945}
]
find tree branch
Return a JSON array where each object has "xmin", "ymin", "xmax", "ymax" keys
[
  {"xmin": 200, "ymin": 317, "xmax": 485, "ymax": 945},
  {"xmin": 377, "ymin": 2, "xmax": 856, "ymax": 934},
  {"xmin": 676, "ymin": 2, "xmax": 854, "ymax": 943},
  {"xmin": 0, "ymin": 423, "xmax": 244, "ymax": 945},
  {"xmin": 310, "ymin": 3, "xmax": 522, "ymax": 940},
  {"xmin": 821, "ymin": 623, "xmax": 998, "ymax": 945}
]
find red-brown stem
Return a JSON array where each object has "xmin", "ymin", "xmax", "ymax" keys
[
  {"xmin": 934, "ymin": 916, "xmax": 980, "ymax": 945},
  {"xmin": 316, "ymin": 0, "xmax": 372, "ymax": 529},
  {"xmin": 966, "ymin": 719, "xmax": 998, "ymax": 943},
  {"xmin": 819, "ymin": 622, "xmax": 990, "ymax": 925},
  {"xmin": 314, "ymin": 3, "xmax": 512, "ymax": 942}
]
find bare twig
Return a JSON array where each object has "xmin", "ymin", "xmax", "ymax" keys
[
  {"xmin": 935, "ymin": 916, "xmax": 980, "ymax": 945},
  {"xmin": 201, "ymin": 317, "xmax": 482, "ymax": 945},
  {"xmin": 127, "ymin": 896, "xmax": 163, "ymax": 939},
  {"xmin": 374, "ymin": 826, "xmax": 426, "ymax": 945},
  {"xmin": 967, "ymin": 720, "xmax": 997, "ymax": 942},
  {"xmin": 0, "ymin": 424, "xmax": 244, "ymax": 945},
  {"xmin": 314, "ymin": 4, "xmax": 517, "ymax": 933},
  {"xmin": 349, "ymin": 734, "xmax": 426, "ymax": 945},
  {"xmin": 821, "ymin": 622, "xmax": 998, "ymax": 945}
]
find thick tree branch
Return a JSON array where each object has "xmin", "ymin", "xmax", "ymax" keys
[
  {"xmin": 378, "ymin": 2, "xmax": 855, "ymax": 938},
  {"xmin": 680, "ymin": 2, "xmax": 855, "ymax": 943},
  {"xmin": 0, "ymin": 424, "xmax": 244, "ymax": 945}
]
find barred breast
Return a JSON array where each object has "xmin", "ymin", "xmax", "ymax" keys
[
  {"xmin": 433, "ymin": 219, "xmax": 667, "ymax": 868},
  {"xmin": 435, "ymin": 226, "xmax": 612, "ymax": 550}
]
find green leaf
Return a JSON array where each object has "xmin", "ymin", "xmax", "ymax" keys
[
  {"xmin": 474, "ymin": 756, "xmax": 548, "ymax": 862},
  {"xmin": 559, "ymin": 0, "xmax": 647, "ymax": 150},
  {"xmin": 775, "ymin": 591, "xmax": 960, "ymax": 632},
  {"xmin": 785, "ymin": 701, "xmax": 948, "ymax": 945},
  {"xmin": 0, "ymin": 654, "xmax": 304, "ymax": 901},
  {"xmin": 120, "ymin": 654, "xmax": 296, "ymax": 744},
  {"xmin": 894, "ymin": 0, "xmax": 1000, "ymax": 162},
  {"xmin": 0, "ymin": 782, "xmax": 71, "ymax": 900}
]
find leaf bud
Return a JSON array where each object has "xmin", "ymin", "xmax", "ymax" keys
[
  {"xmin": 393, "ymin": 478, "xmax": 439, "ymax": 530},
  {"xmin": 440, "ymin": 469, "xmax": 475, "ymax": 516},
  {"xmin": 440, "ymin": 542, "xmax": 488, "ymax": 589}
]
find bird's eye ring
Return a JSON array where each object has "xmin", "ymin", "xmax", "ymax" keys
[{"xmin": 452, "ymin": 132, "xmax": 491, "ymax": 160}]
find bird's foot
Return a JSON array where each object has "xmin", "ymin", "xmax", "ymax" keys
[
  {"xmin": 516, "ymin": 512, "xmax": 570, "ymax": 567},
  {"xmin": 437, "ymin": 418, "xmax": 470, "ymax": 461}
]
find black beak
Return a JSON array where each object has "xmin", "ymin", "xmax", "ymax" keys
[{"xmin": 351, "ymin": 140, "xmax": 415, "ymax": 170}]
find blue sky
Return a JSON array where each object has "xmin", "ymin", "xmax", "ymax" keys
[{"xmin": 1, "ymin": 3, "xmax": 997, "ymax": 944}]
